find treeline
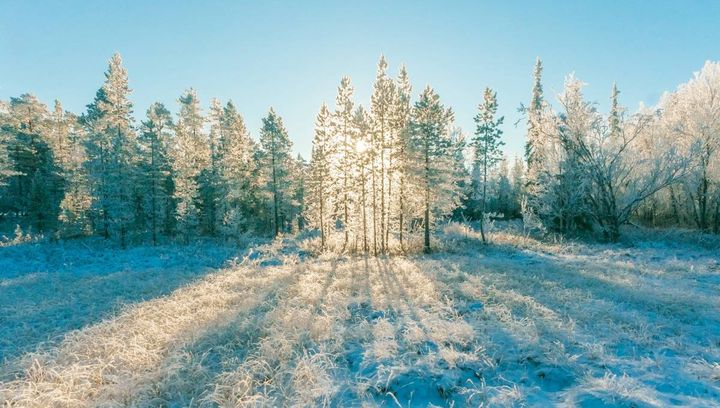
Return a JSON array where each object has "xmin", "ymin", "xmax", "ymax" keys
[
  {"xmin": 306, "ymin": 57, "xmax": 720, "ymax": 249},
  {"xmin": 1, "ymin": 54, "xmax": 718, "ymax": 249},
  {"xmin": 523, "ymin": 60, "xmax": 720, "ymax": 240},
  {"xmin": 0, "ymin": 54, "xmax": 304, "ymax": 246}
]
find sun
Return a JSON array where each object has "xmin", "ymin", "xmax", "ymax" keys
[{"xmin": 356, "ymin": 139, "xmax": 368, "ymax": 153}]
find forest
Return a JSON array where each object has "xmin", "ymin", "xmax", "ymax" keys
[{"xmin": 1, "ymin": 54, "xmax": 718, "ymax": 250}]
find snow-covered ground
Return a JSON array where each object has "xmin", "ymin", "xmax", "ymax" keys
[{"xmin": 1, "ymin": 228, "xmax": 719, "ymax": 407}]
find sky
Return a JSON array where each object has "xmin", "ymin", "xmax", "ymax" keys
[{"xmin": 1, "ymin": 1, "xmax": 719, "ymax": 160}]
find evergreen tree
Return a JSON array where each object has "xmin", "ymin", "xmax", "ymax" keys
[
  {"xmin": 509, "ymin": 157, "xmax": 525, "ymax": 218},
  {"xmin": 409, "ymin": 86, "xmax": 455, "ymax": 253},
  {"xmin": 526, "ymin": 58, "xmax": 544, "ymax": 175},
  {"xmin": 495, "ymin": 158, "xmax": 512, "ymax": 216},
  {"xmin": 197, "ymin": 99, "xmax": 224, "ymax": 236},
  {"xmin": 332, "ymin": 77, "xmax": 356, "ymax": 247},
  {"xmin": 449, "ymin": 127, "xmax": 469, "ymax": 221},
  {"xmin": 0, "ymin": 101, "xmax": 17, "ymax": 188},
  {"xmin": 4, "ymin": 94, "xmax": 60, "ymax": 233},
  {"xmin": 50, "ymin": 101, "xmax": 91, "ymax": 238},
  {"xmin": 609, "ymin": 83, "xmax": 622, "ymax": 140},
  {"xmin": 139, "ymin": 102, "xmax": 174, "ymax": 244},
  {"xmin": 83, "ymin": 53, "xmax": 137, "ymax": 246},
  {"xmin": 171, "ymin": 88, "xmax": 209, "ymax": 242},
  {"xmin": 291, "ymin": 153, "xmax": 307, "ymax": 232},
  {"xmin": 308, "ymin": 103, "xmax": 333, "ymax": 248},
  {"xmin": 217, "ymin": 101, "xmax": 260, "ymax": 238},
  {"xmin": 472, "ymin": 88, "xmax": 505, "ymax": 243},
  {"xmin": 353, "ymin": 105, "xmax": 373, "ymax": 252},
  {"xmin": 258, "ymin": 108, "xmax": 294, "ymax": 237},
  {"xmin": 392, "ymin": 65, "xmax": 413, "ymax": 248},
  {"xmin": 370, "ymin": 55, "xmax": 396, "ymax": 253}
]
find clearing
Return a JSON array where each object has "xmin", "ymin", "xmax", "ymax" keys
[{"xmin": 1, "ymin": 228, "xmax": 720, "ymax": 407}]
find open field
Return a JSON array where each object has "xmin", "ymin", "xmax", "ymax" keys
[{"xmin": 1, "ymin": 228, "xmax": 720, "ymax": 407}]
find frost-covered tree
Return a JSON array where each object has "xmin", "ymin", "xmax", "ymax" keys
[
  {"xmin": 217, "ymin": 101, "xmax": 260, "ymax": 238},
  {"xmin": 83, "ymin": 53, "xmax": 137, "ymax": 246},
  {"xmin": 290, "ymin": 154, "xmax": 307, "ymax": 232},
  {"xmin": 493, "ymin": 158, "xmax": 513, "ymax": 217},
  {"xmin": 525, "ymin": 58, "xmax": 545, "ymax": 183},
  {"xmin": 199, "ymin": 98, "xmax": 224, "ymax": 236},
  {"xmin": 509, "ymin": 156, "xmax": 525, "ymax": 218},
  {"xmin": 449, "ymin": 127, "xmax": 469, "ymax": 221},
  {"xmin": 332, "ymin": 76, "xmax": 356, "ymax": 247},
  {"xmin": 391, "ymin": 65, "xmax": 414, "ymax": 248},
  {"xmin": 661, "ymin": 61, "xmax": 720, "ymax": 233},
  {"xmin": 353, "ymin": 105, "xmax": 373, "ymax": 252},
  {"xmin": 307, "ymin": 103, "xmax": 334, "ymax": 248},
  {"xmin": 543, "ymin": 76, "xmax": 595, "ymax": 234},
  {"xmin": 0, "ymin": 101, "xmax": 16, "ymax": 188},
  {"xmin": 409, "ymin": 86, "xmax": 456, "ymax": 253},
  {"xmin": 139, "ymin": 102, "xmax": 174, "ymax": 244},
  {"xmin": 258, "ymin": 108, "xmax": 294, "ymax": 237},
  {"xmin": 2, "ymin": 94, "xmax": 61, "ymax": 233},
  {"xmin": 472, "ymin": 88, "xmax": 505, "ymax": 242},
  {"xmin": 540, "ymin": 78, "xmax": 687, "ymax": 241},
  {"xmin": 50, "ymin": 101, "xmax": 91, "ymax": 238},
  {"xmin": 170, "ymin": 88, "xmax": 209, "ymax": 243},
  {"xmin": 370, "ymin": 55, "xmax": 396, "ymax": 253}
]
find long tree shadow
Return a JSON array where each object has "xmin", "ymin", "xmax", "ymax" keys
[
  {"xmin": 337, "ymin": 256, "xmax": 529, "ymax": 407},
  {"xmin": 0, "ymin": 239, "xmax": 258, "ymax": 365},
  {"xmin": 465, "ymin": 243, "xmax": 720, "ymax": 339},
  {"xmin": 435, "ymin": 242, "xmax": 720, "ymax": 405},
  {"xmin": 135, "ymin": 255, "xmax": 349, "ymax": 406},
  {"xmin": 128, "ymin": 264, "xmax": 302, "ymax": 406}
]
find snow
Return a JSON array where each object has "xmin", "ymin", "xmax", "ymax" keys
[{"xmin": 1, "ymin": 228, "xmax": 719, "ymax": 406}]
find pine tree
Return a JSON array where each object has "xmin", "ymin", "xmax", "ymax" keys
[
  {"xmin": 392, "ymin": 65, "xmax": 413, "ymax": 248},
  {"xmin": 291, "ymin": 154, "xmax": 307, "ymax": 232},
  {"xmin": 49, "ymin": 101, "xmax": 91, "ymax": 238},
  {"xmin": 472, "ymin": 88, "xmax": 505, "ymax": 243},
  {"xmin": 353, "ymin": 105, "xmax": 373, "ymax": 252},
  {"xmin": 370, "ymin": 55, "xmax": 396, "ymax": 253},
  {"xmin": 331, "ymin": 76, "xmax": 356, "ymax": 248},
  {"xmin": 526, "ymin": 58, "xmax": 544, "ymax": 174},
  {"xmin": 308, "ymin": 103, "xmax": 333, "ymax": 249},
  {"xmin": 495, "ymin": 158, "xmax": 512, "ymax": 216},
  {"xmin": 609, "ymin": 83, "xmax": 622, "ymax": 140},
  {"xmin": 449, "ymin": 127, "xmax": 469, "ymax": 221},
  {"xmin": 199, "ymin": 98, "xmax": 224, "ymax": 236},
  {"xmin": 171, "ymin": 88, "xmax": 209, "ymax": 243},
  {"xmin": 409, "ymin": 86, "xmax": 455, "ymax": 253},
  {"xmin": 217, "ymin": 101, "xmax": 259, "ymax": 238},
  {"xmin": 510, "ymin": 157, "xmax": 525, "ymax": 218},
  {"xmin": 0, "ymin": 101, "xmax": 17, "ymax": 187},
  {"xmin": 83, "ymin": 53, "xmax": 137, "ymax": 246},
  {"xmin": 258, "ymin": 108, "xmax": 294, "ymax": 237},
  {"xmin": 139, "ymin": 102, "xmax": 174, "ymax": 244},
  {"xmin": 4, "ymin": 94, "xmax": 59, "ymax": 233}
]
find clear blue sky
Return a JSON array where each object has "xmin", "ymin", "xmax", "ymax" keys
[{"xmin": 1, "ymin": 1, "xmax": 719, "ymax": 159}]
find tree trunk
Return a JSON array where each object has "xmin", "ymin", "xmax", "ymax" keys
[
  {"xmin": 319, "ymin": 181, "xmax": 325, "ymax": 249},
  {"xmin": 399, "ymin": 175, "xmax": 404, "ymax": 250},
  {"xmin": 386, "ymin": 147, "xmax": 392, "ymax": 249},
  {"xmin": 713, "ymin": 194, "xmax": 720, "ymax": 235},
  {"xmin": 151, "ymin": 137, "xmax": 157, "ymax": 246},
  {"xmin": 371, "ymin": 133, "xmax": 378, "ymax": 256},
  {"xmin": 343, "ymin": 130, "xmax": 349, "ymax": 249},
  {"xmin": 272, "ymin": 147, "xmax": 279, "ymax": 238},
  {"xmin": 604, "ymin": 215, "xmax": 621, "ymax": 242},
  {"xmin": 424, "ymin": 145, "xmax": 431, "ymax": 254},
  {"xmin": 361, "ymin": 163, "xmax": 368, "ymax": 253},
  {"xmin": 479, "ymin": 142, "xmax": 488, "ymax": 243},
  {"xmin": 380, "ymin": 121, "xmax": 386, "ymax": 254}
]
